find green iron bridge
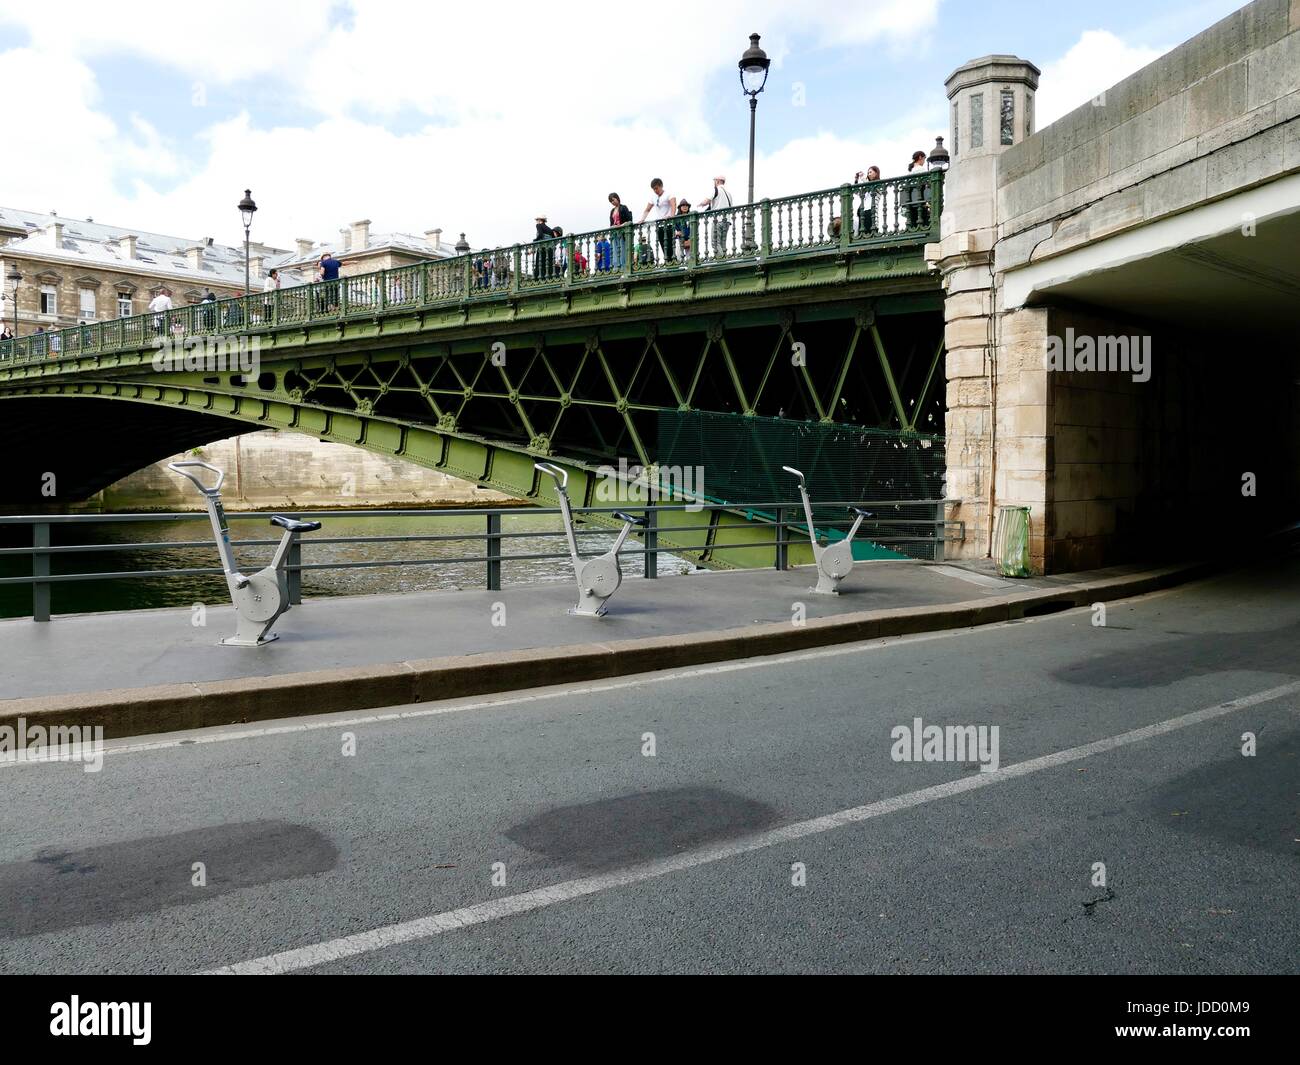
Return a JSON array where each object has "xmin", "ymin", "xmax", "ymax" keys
[{"xmin": 0, "ymin": 174, "xmax": 949, "ymax": 566}]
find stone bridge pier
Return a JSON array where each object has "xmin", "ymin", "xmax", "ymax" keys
[{"xmin": 932, "ymin": 0, "xmax": 1300, "ymax": 573}]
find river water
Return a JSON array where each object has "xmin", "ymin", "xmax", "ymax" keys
[{"xmin": 0, "ymin": 509, "xmax": 692, "ymax": 620}]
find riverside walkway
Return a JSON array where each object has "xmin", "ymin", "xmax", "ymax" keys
[{"xmin": 0, "ymin": 558, "xmax": 1204, "ymax": 740}]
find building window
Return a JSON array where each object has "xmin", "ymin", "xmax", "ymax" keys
[
  {"xmin": 952, "ymin": 102, "xmax": 959, "ymax": 156},
  {"xmin": 969, "ymin": 91, "xmax": 984, "ymax": 150},
  {"xmin": 117, "ymin": 293, "xmax": 132, "ymax": 317},
  {"xmin": 1000, "ymin": 89, "xmax": 1015, "ymax": 145},
  {"xmin": 79, "ymin": 288, "xmax": 97, "ymax": 322},
  {"xmin": 1025, "ymin": 93, "xmax": 1034, "ymax": 140},
  {"xmin": 40, "ymin": 285, "xmax": 57, "ymax": 317}
]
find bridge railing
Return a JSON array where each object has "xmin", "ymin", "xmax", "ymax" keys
[
  {"xmin": 0, "ymin": 495, "xmax": 962, "ymax": 621},
  {"xmin": 0, "ymin": 172, "xmax": 942, "ymax": 368}
]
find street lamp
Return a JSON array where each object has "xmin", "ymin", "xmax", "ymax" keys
[
  {"xmin": 237, "ymin": 188, "xmax": 258, "ymax": 296},
  {"xmin": 927, "ymin": 136, "xmax": 950, "ymax": 171},
  {"xmin": 5, "ymin": 264, "xmax": 20, "ymax": 339},
  {"xmin": 738, "ymin": 32, "xmax": 770, "ymax": 253}
]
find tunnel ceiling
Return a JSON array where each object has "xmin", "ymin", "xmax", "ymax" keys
[{"xmin": 1026, "ymin": 206, "xmax": 1300, "ymax": 335}]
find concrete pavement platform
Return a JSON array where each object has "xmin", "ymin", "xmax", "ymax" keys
[{"xmin": 0, "ymin": 559, "xmax": 1211, "ymax": 740}]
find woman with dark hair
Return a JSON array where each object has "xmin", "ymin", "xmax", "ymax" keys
[
  {"xmin": 855, "ymin": 165, "xmax": 881, "ymax": 236},
  {"xmin": 905, "ymin": 150, "xmax": 931, "ymax": 228},
  {"xmin": 607, "ymin": 192, "xmax": 632, "ymax": 271}
]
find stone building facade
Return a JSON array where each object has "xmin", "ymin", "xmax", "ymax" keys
[
  {"xmin": 0, "ymin": 206, "xmax": 284, "ymax": 336},
  {"xmin": 0, "ymin": 206, "xmax": 466, "ymax": 336}
]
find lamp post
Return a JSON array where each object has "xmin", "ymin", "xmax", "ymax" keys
[
  {"xmin": 738, "ymin": 32, "xmax": 770, "ymax": 253},
  {"xmin": 237, "ymin": 188, "xmax": 258, "ymax": 296},
  {"xmin": 5, "ymin": 264, "xmax": 20, "ymax": 339},
  {"xmin": 927, "ymin": 136, "xmax": 950, "ymax": 170}
]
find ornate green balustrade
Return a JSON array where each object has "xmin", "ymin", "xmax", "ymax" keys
[{"xmin": 0, "ymin": 173, "xmax": 941, "ymax": 368}]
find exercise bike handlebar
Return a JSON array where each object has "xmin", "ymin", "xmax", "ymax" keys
[
  {"xmin": 534, "ymin": 462, "xmax": 568, "ymax": 491},
  {"xmin": 782, "ymin": 465, "xmax": 806, "ymax": 488},
  {"xmin": 168, "ymin": 460, "xmax": 225, "ymax": 497}
]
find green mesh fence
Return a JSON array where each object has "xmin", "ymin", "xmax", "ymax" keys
[{"xmin": 655, "ymin": 411, "xmax": 947, "ymax": 560}]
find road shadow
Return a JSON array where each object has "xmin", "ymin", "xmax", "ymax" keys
[
  {"xmin": 0, "ymin": 820, "xmax": 337, "ymax": 938},
  {"xmin": 505, "ymin": 785, "xmax": 779, "ymax": 871},
  {"xmin": 1147, "ymin": 730, "xmax": 1299, "ymax": 857},
  {"xmin": 1052, "ymin": 620, "xmax": 1300, "ymax": 689}
]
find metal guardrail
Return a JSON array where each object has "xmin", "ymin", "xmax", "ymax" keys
[
  {"xmin": 0, "ymin": 498, "xmax": 963, "ymax": 621},
  {"xmin": 0, "ymin": 173, "xmax": 942, "ymax": 368}
]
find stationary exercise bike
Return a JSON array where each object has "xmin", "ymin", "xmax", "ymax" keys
[
  {"xmin": 535, "ymin": 462, "xmax": 645, "ymax": 616},
  {"xmin": 783, "ymin": 465, "xmax": 872, "ymax": 595},
  {"xmin": 169, "ymin": 460, "xmax": 321, "ymax": 645}
]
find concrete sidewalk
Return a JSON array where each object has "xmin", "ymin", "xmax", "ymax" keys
[{"xmin": 0, "ymin": 559, "xmax": 1210, "ymax": 739}]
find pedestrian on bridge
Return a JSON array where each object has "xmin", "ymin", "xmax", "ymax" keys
[
  {"xmin": 607, "ymin": 193, "xmax": 632, "ymax": 271},
  {"xmin": 697, "ymin": 175, "xmax": 733, "ymax": 255},
  {"xmin": 316, "ymin": 251, "xmax": 341, "ymax": 312},
  {"xmin": 856, "ymin": 165, "xmax": 881, "ymax": 236},
  {"xmin": 262, "ymin": 269, "xmax": 279, "ymax": 324},
  {"xmin": 148, "ymin": 288, "xmax": 173, "ymax": 337},
  {"xmin": 640, "ymin": 179, "xmax": 676, "ymax": 264},
  {"xmin": 903, "ymin": 150, "xmax": 932, "ymax": 229},
  {"xmin": 674, "ymin": 201, "xmax": 693, "ymax": 258},
  {"xmin": 533, "ymin": 216, "xmax": 554, "ymax": 281}
]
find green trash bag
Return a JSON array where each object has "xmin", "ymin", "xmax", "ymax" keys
[{"xmin": 994, "ymin": 505, "xmax": 1032, "ymax": 577}]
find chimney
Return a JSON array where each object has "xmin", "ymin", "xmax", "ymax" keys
[
  {"xmin": 425, "ymin": 227, "xmax": 443, "ymax": 249},
  {"xmin": 338, "ymin": 227, "xmax": 352, "ymax": 253},
  {"xmin": 349, "ymin": 219, "xmax": 371, "ymax": 250},
  {"xmin": 118, "ymin": 234, "xmax": 137, "ymax": 259},
  {"xmin": 249, "ymin": 255, "xmax": 264, "ymax": 279},
  {"xmin": 295, "ymin": 237, "xmax": 315, "ymax": 259},
  {"xmin": 186, "ymin": 245, "xmax": 204, "ymax": 270},
  {"xmin": 49, "ymin": 213, "xmax": 63, "ymax": 248}
]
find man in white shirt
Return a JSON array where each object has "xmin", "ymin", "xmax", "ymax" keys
[
  {"xmin": 148, "ymin": 288, "xmax": 172, "ymax": 336},
  {"xmin": 262, "ymin": 268, "xmax": 280, "ymax": 323},
  {"xmin": 698, "ymin": 175, "xmax": 733, "ymax": 255},
  {"xmin": 639, "ymin": 178, "xmax": 677, "ymax": 263}
]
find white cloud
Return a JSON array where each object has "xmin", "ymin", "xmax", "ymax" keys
[
  {"xmin": 0, "ymin": 0, "xmax": 337, "ymax": 82},
  {"xmin": 1034, "ymin": 30, "xmax": 1166, "ymax": 128},
  {"xmin": 0, "ymin": 0, "xmax": 952, "ymax": 253}
]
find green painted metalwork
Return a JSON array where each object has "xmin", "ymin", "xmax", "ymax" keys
[
  {"xmin": 0, "ymin": 174, "xmax": 941, "ymax": 369},
  {"xmin": 0, "ymin": 177, "xmax": 948, "ymax": 568}
]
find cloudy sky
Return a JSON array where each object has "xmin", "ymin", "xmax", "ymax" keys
[{"xmin": 0, "ymin": 0, "xmax": 1246, "ymax": 252}]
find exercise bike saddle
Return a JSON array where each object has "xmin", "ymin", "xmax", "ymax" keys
[
  {"xmin": 849, "ymin": 507, "xmax": 873, "ymax": 518},
  {"xmin": 612, "ymin": 511, "xmax": 647, "ymax": 526},
  {"xmin": 270, "ymin": 515, "xmax": 322, "ymax": 533}
]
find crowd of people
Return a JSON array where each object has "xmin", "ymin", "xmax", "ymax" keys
[{"xmin": 479, "ymin": 151, "xmax": 938, "ymax": 288}]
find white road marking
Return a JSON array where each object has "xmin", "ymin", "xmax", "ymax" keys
[
  {"xmin": 0, "ymin": 618, "xmax": 1029, "ymax": 766},
  {"xmin": 930, "ymin": 565, "xmax": 1013, "ymax": 589},
  {"xmin": 199, "ymin": 677, "xmax": 1300, "ymax": 975}
]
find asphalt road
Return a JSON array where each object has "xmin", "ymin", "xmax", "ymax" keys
[{"xmin": 1, "ymin": 554, "xmax": 1297, "ymax": 974}]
